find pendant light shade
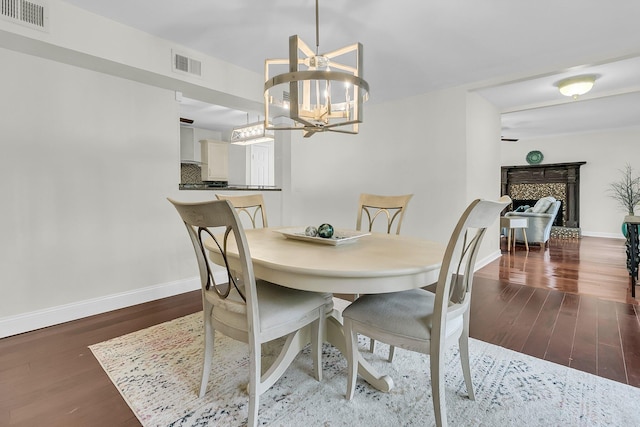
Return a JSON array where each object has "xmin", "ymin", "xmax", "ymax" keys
[{"xmin": 231, "ymin": 120, "xmax": 274, "ymax": 145}]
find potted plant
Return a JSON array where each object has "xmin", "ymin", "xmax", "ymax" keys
[{"xmin": 608, "ymin": 164, "xmax": 640, "ymax": 235}]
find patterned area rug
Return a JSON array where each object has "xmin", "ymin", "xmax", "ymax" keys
[{"xmin": 89, "ymin": 311, "xmax": 640, "ymax": 426}]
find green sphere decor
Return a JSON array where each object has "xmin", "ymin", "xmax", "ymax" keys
[{"xmin": 317, "ymin": 223, "xmax": 334, "ymax": 238}]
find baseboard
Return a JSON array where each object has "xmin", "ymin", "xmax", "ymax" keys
[
  {"xmin": 582, "ymin": 231, "xmax": 625, "ymax": 240},
  {"xmin": 0, "ymin": 246, "xmax": 556, "ymax": 339},
  {"xmin": 0, "ymin": 277, "xmax": 201, "ymax": 339},
  {"xmin": 476, "ymin": 249, "xmax": 502, "ymax": 271}
]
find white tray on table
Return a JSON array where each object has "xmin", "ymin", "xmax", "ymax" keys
[{"xmin": 275, "ymin": 227, "xmax": 370, "ymax": 246}]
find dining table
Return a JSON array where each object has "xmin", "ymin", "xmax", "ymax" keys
[{"xmin": 205, "ymin": 226, "xmax": 445, "ymax": 392}]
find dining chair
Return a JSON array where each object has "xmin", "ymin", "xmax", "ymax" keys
[
  {"xmin": 216, "ymin": 193, "xmax": 268, "ymax": 228},
  {"xmin": 356, "ymin": 193, "xmax": 413, "ymax": 235},
  {"xmin": 343, "ymin": 196, "xmax": 511, "ymax": 427},
  {"xmin": 168, "ymin": 198, "xmax": 332, "ymax": 427},
  {"xmin": 355, "ymin": 193, "xmax": 413, "ymax": 361}
]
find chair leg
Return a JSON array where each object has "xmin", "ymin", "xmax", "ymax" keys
[
  {"xmin": 430, "ymin": 351, "xmax": 447, "ymax": 427},
  {"xmin": 344, "ymin": 318, "xmax": 359, "ymax": 400},
  {"xmin": 459, "ymin": 333, "xmax": 475, "ymax": 401},
  {"xmin": 370, "ymin": 339, "xmax": 396, "ymax": 363},
  {"xmin": 387, "ymin": 345, "xmax": 395, "ymax": 362},
  {"xmin": 199, "ymin": 309, "xmax": 215, "ymax": 398},
  {"xmin": 247, "ymin": 338, "xmax": 261, "ymax": 427}
]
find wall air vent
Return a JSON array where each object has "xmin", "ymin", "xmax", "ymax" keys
[
  {"xmin": 172, "ymin": 50, "xmax": 202, "ymax": 77},
  {"xmin": 1, "ymin": 0, "xmax": 48, "ymax": 31}
]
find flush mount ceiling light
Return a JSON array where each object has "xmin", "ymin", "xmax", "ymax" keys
[
  {"xmin": 556, "ymin": 74, "xmax": 597, "ymax": 99},
  {"xmin": 264, "ymin": 0, "xmax": 369, "ymax": 138},
  {"xmin": 231, "ymin": 114, "xmax": 275, "ymax": 145}
]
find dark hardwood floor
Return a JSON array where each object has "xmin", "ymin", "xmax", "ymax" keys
[
  {"xmin": 0, "ymin": 292, "xmax": 202, "ymax": 427},
  {"xmin": 1, "ymin": 236, "xmax": 638, "ymax": 426},
  {"xmin": 480, "ymin": 235, "xmax": 635, "ymax": 305},
  {"xmin": 473, "ymin": 236, "xmax": 640, "ymax": 387}
]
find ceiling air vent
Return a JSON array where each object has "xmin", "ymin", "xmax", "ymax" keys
[
  {"xmin": 172, "ymin": 50, "xmax": 202, "ymax": 77},
  {"xmin": 1, "ymin": 0, "xmax": 48, "ymax": 31}
]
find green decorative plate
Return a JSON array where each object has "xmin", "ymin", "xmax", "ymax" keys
[{"xmin": 526, "ymin": 150, "xmax": 543, "ymax": 165}]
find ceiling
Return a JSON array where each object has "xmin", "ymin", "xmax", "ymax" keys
[{"xmin": 64, "ymin": 0, "xmax": 640, "ymax": 139}]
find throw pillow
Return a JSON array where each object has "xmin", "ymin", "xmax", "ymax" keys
[{"xmin": 531, "ymin": 196, "xmax": 556, "ymax": 213}]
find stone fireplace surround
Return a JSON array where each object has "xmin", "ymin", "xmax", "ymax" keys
[{"xmin": 501, "ymin": 162, "xmax": 586, "ymax": 238}]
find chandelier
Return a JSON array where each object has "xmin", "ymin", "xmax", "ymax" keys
[
  {"xmin": 264, "ymin": 0, "xmax": 369, "ymax": 137},
  {"xmin": 231, "ymin": 115, "xmax": 275, "ymax": 145}
]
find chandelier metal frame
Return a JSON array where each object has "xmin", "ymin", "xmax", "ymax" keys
[{"xmin": 264, "ymin": 0, "xmax": 369, "ymax": 137}]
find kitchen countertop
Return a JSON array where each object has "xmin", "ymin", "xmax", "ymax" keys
[{"xmin": 179, "ymin": 183, "xmax": 281, "ymax": 191}]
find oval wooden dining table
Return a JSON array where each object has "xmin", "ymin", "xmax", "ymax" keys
[{"xmin": 205, "ymin": 227, "xmax": 445, "ymax": 392}]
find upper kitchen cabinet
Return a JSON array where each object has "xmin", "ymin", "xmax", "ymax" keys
[
  {"xmin": 200, "ymin": 139, "xmax": 229, "ymax": 182},
  {"xmin": 180, "ymin": 127, "xmax": 201, "ymax": 163}
]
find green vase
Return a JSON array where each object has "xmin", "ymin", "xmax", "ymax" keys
[{"xmin": 623, "ymin": 215, "xmax": 637, "ymax": 237}]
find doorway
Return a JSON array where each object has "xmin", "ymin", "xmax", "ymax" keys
[{"xmin": 250, "ymin": 142, "xmax": 274, "ymax": 186}]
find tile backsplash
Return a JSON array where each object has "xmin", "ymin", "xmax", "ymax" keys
[{"xmin": 181, "ymin": 163, "xmax": 202, "ymax": 184}]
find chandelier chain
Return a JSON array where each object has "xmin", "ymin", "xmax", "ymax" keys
[{"xmin": 315, "ymin": 0, "xmax": 320, "ymax": 55}]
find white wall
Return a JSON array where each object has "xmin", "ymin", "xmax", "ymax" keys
[
  {"xmin": 500, "ymin": 127, "xmax": 640, "ymax": 238},
  {"xmin": 0, "ymin": 48, "xmax": 179, "ymax": 316},
  {"xmin": 0, "ymin": 0, "xmax": 273, "ymax": 337},
  {"xmin": 466, "ymin": 92, "xmax": 503, "ymax": 250},
  {"xmin": 285, "ymin": 87, "xmax": 502, "ymax": 261},
  {"xmin": 0, "ymin": 47, "xmax": 284, "ymax": 337}
]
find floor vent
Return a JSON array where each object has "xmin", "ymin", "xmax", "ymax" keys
[
  {"xmin": 1, "ymin": 0, "xmax": 48, "ymax": 31},
  {"xmin": 172, "ymin": 50, "xmax": 202, "ymax": 77}
]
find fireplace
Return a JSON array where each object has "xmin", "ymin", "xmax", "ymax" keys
[{"xmin": 501, "ymin": 162, "xmax": 586, "ymax": 236}]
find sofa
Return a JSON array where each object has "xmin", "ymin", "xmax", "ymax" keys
[{"xmin": 504, "ymin": 196, "xmax": 561, "ymax": 247}]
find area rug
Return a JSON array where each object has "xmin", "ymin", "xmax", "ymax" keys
[{"xmin": 89, "ymin": 311, "xmax": 640, "ymax": 427}]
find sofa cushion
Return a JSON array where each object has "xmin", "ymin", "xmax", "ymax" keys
[{"xmin": 531, "ymin": 196, "xmax": 556, "ymax": 213}]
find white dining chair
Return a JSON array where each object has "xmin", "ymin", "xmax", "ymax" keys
[
  {"xmin": 216, "ymin": 193, "xmax": 268, "ymax": 228},
  {"xmin": 343, "ymin": 196, "xmax": 511, "ymax": 427},
  {"xmin": 168, "ymin": 198, "xmax": 333, "ymax": 427},
  {"xmin": 355, "ymin": 193, "xmax": 413, "ymax": 361},
  {"xmin": 356, "ymin": 193, "xmax": 413, "ymax": 235}
]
